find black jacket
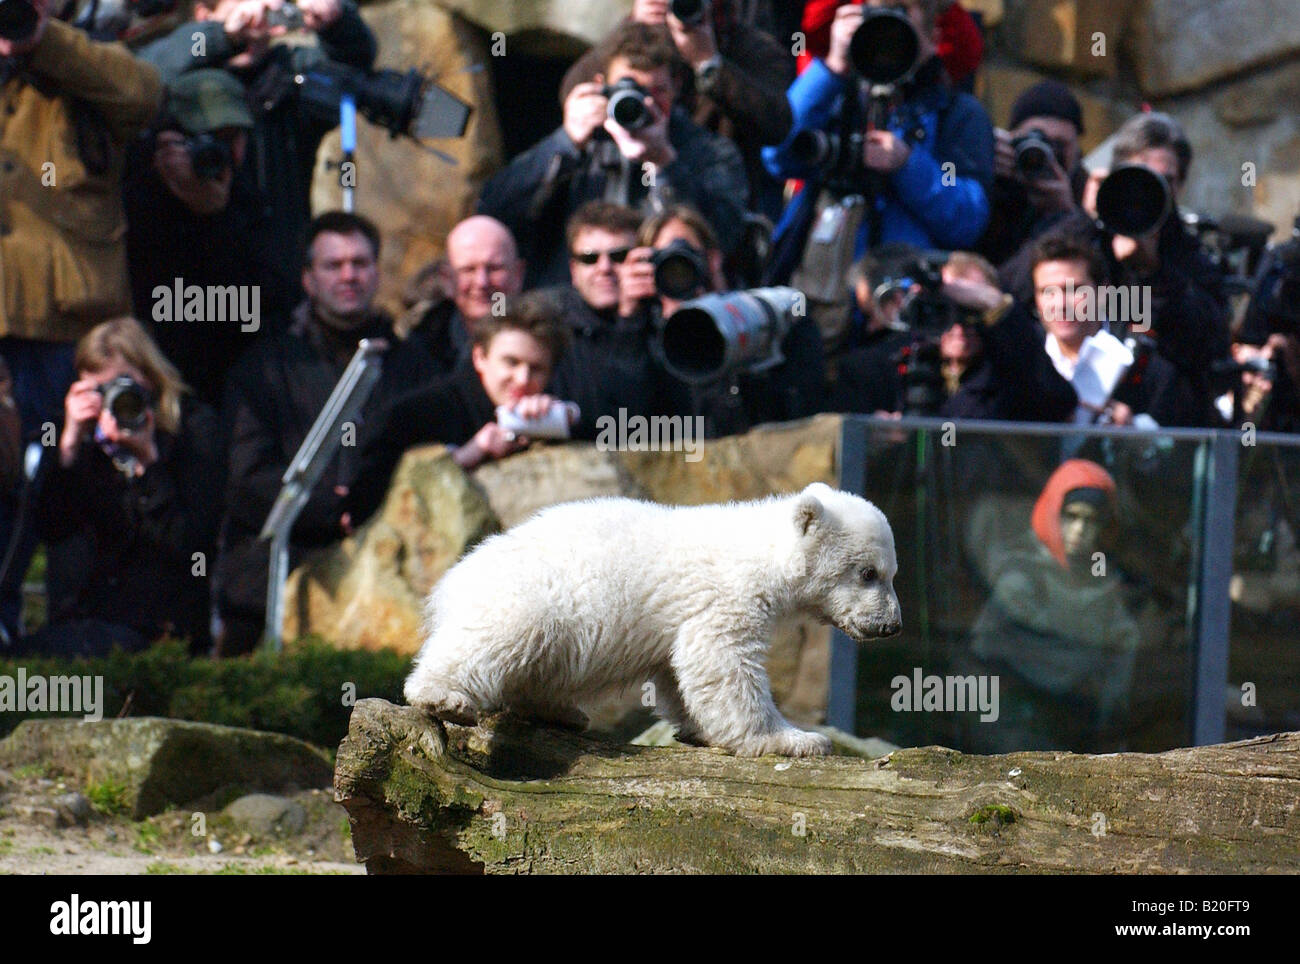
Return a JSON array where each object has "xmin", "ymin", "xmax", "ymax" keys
[
  {"xmin": 216, "ymin": 304, "xmax": 419, "ymax": 621},
  {"xmin": 477, "ymin": 110, "xmax": 749, "ymax": 288},
  {"xmin": 123, "ymin": 155, "xmax": 293, "ymax": 407},
  {"xmin": 942, "ymin": 301, "xmax": 1078, "ymax": 422},
  {"xmin": 344, "ymin": 360, "xmax": 497, "ymax": 526},
  {"xmin": 36, "ymin": 398, "xmax": 221, "ymax": 650}
]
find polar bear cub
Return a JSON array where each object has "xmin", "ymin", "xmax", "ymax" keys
[{"xmin": 405, "ymin": 482, "xmax": 901, "ymax": 757}]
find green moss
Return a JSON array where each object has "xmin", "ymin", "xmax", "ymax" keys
[
  {"xmin": 85, "ymin": 777, "xmax": 130, "ymax": 816},
  {"xmin": 968, "ymin": 804, "xmax": 1017, "ymax": 828}
]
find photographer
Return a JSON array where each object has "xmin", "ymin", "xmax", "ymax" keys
[
  {"xmin": 979, "ymin": 80, "xmax": 1088, "ymax": 270},
  {"xmin": 124, "ymin": 69, "xmax": 293, "ymax": 408},
  {"xmin": 26, "ymin": 318, "xmax": 219, "ymax": 656},
  {"xmin": 624, "ymin": 205, "xmax": 826, "ymax": 435},
  {"xmin": 763, "ymin": 1, "xmax": 993, "ymax": 282},
  {"xmin": 344, "ymin": 293, "xmax": 574, "ymax": 527},
  {"xmin": 559, "ymin": 0, "xmax": 795, "ymax": 219},
  {"xmin": 1232, "ymin": 221, "xmax": 1300, "ymax": 431},
  {"xmin": 136, "ymin": 0, "xmax": 378, "ymax": 311},
  {"xmin": 1, "ymin": 0, "xmax": 163, "ymax": 642},
  {"xmin": 542, "ymin": 202, "xmax": 658, "ymax": 441},
  {"xmin": 477, "ymin": 21, "xmax": 749, "ymax": 289}
]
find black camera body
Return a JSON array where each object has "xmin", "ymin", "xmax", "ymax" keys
[
  {"xmin": 1012, "ymin": 127, "xmax": 1055, "ymax": 179},
  {"xmin": 185, "ymin": 132, "xmax": 233, "ymax": 180},
  {"xmin": 652, "ymin": 239, "xmax": 709, "ymax": 300},
  {"xmin": 0, "ymin": 0, "xmax": 38, "ymax": 42},
  {"xmin": 670, "ymin": 0, "xmax": 709, "ymax": 27},
  {"xmin": 602, "ymin": 77, "xmax": 652, "ymax": 131},
  {"xmin": 890, "ymin": 253, "xmax": 983, "ymax": 415},
  {"xmin": 97, "ymin": 376, "xmax": 152, "ymax": 432}
]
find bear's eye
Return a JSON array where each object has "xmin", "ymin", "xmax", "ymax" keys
[{"xmin": 860, "ymin": 566, "xmax": 878, "ymax": 584}]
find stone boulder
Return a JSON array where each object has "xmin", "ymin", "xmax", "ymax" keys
[
  {"xmin": 0, "ymin": 718, "xmax": 333, "ymax": 819},
  {"xmin": 1001, "ymin": 0, "xmax": 1133, "ymax": 79},
  {"xmin": 427, "ymin": 0, "xmax": 631, "ymax": 53}
]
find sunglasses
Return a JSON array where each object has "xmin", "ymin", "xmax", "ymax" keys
[{"xmin": 571, "ymin": 246, "xmax": 632, "ymax": 265}]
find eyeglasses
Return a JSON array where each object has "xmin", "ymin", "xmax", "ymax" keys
[{"xmin": 571, "ymin": 247, "xmax": 632, "ymax": 265}]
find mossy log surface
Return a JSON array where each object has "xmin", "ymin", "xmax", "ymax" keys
[{"xmin": 335, "ymin": 699, "xmax": 1300, "ymax": 874}]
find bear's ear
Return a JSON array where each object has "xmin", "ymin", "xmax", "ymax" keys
[{"xmin": 794, "ymin": 492, "xmax": 823, "ymax": 536}]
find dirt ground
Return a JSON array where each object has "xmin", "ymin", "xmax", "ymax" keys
[{"xmin": 0, "ymin": 766, "xmax": 364, "ymax": 875}]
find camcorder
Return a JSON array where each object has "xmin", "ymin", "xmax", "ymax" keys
[
  {"xmin": 97, "ymin": 375, "xmax": 152, "ymax": 432},
  {"xmin": 602, "ymin": 77, "xmax": 653, "ymax": 131},
  {"xmin": 295, "ymin": 59, "xmax": 472, "ymax": 142},
  {"xmin": 670, "ymin": 0, "xmax": 709, "ymax": 27},
  {"xmin": 1012, "ymin": 128, "xmax": 1055, "ymax": 180},
  {"xmin": 652, "ymin": 239, "xmax": 710, "ymax": 300},
  {"xmin": 0, "ymin": 0, "xmax": 38, "ymax": 41},
  {"xmin": 657, "ymin": 287, "xmax": 803, "ymax": 385}
]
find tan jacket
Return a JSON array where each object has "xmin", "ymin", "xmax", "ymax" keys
[{"xmin": 0, "ymin": 21, "xmax": 162, "ymax": 342}]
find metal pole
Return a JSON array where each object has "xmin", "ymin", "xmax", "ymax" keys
[
  {"xmin": 1192, "ymin": 431, "xmax": 1237, "ymax": 745},
  {"xmin": 260, "ymin": 338, "xmax": 388, "ymax": 650},
  {"xmin": 827, "ymin": 415, "xmax": 872, "ymax": 733}
]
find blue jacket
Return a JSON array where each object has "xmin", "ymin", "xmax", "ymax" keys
[{"xmin": 763, "ymin": 57, "xmax": 993, "ymax": 271}]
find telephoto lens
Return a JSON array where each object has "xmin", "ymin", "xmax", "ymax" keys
[
  {"xmin": 1095, "ymin": 164, "xmax": 1172, "ymax": 237},
  {"xmin": 848, "ymin": 6, "xmax": 921, "ymax": 85},
  {"xmin": 0, "ymin": 0, "xmax": 39, "ymax": 42},
  {"xmin": 659, "ymin": 287, "xmax": 802, "ymax": 384}
]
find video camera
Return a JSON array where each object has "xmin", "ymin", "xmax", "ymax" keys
[
  {"xmin": 295, "ymin": 59, "xmax": 471, "ymax": 142},
  {"xmin": 656, "ymin": 287, "xmax": 802, "ymax": 385}
]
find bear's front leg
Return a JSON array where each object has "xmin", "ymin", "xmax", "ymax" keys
[{"xmin": 671, "ymin": 629, "xmax": 832, "ymax": 758}]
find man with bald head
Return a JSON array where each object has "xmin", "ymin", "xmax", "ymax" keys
[{"xmin": 404, "ymin": 215, "xmax": 527, "ymax": 379}]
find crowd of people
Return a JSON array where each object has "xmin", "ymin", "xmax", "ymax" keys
[{"xmin": 1, "ymin": 0, "xmax": 1297, "ymax": 658}]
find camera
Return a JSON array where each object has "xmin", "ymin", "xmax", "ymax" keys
[
  {"xmin": 848, "ymin": 5, "xmax": 922, "ymax": 86},
  {"xmin": 97, "ymin": 376, "xmax": 152, "ymax": 432},
  {"xmin": 602, "ymin": 77, "xmax": 653, "ymax": 131},
  {"xmin": 1012, "ymin": 128, "xmax": 1055, "ymax": 180},
  {"xmin": 0, "ymin": 0, "xmax": 38, "ymax": 41},
  {"xmin": 657, "ymin": 287, "xmax": 802, "ymax": 384},
  {"xmin": 788, "ymin": 128, "xmax": 862, "ymax": 178},
  {"xmin": 652, "ymin": 239, "xmax": 710, "ymax": 300},
  {"xmin": 295, "ymin": 60, "xmax": 472, "ymax": 142},
  {"xmin": 888, "ymin": 252, "xmax": 983, "ymax": 415},
  {"xmin": 185, "ymin": 132, "xmax": 233, "ymax": 180},
  {"xmin": 1249, "ymin": 215, "xmax": 1300, "ymax": 337},
  {"xmin": 670, "ymin": 0, "xmax": 709, "ymax": 27},
  {"xmin": 1095, "ymin": 163, "xmax": 1172, "ymax": 238}
]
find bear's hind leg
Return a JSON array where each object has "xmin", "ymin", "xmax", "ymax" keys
[{"xmin": 650, "ymin": 670, "xmax": 706, "ymax": 745}]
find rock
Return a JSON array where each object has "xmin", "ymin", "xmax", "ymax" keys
[
  {"xmin": 0, "ymin": 718, "xmax": 333, "ymax": 819},
  {"xmin": 336, "ymin": 699, "xmax": 1300, "ymax": 874},
  {"xmin": 472, "ymin": 443, "xmax": 646, "ymax": 528},
  {"xmin": 208, "ymin": 838, "xmax": 224, "ymax": 854},
  {"xmin": 53, "ymin": 792, "xmax": 92, "ymax": 828},
  {"xmin": 13, "ymin": 803, "xmax": 60, "ymax": 830},
  {"xmin": 283, "ymin": 445, "xmax": 500, "ymax": 651},
  {"xmin": 1131, "ymin": 0, "xmax": 1300, "ymax": 97},
  {"xmin": 224, "ymin": 794, "xmax": 309, "ymax": 838},
  {"xmin": 310, "ymin": 0, "xmax": 505, "ymax": 316},
  {"xmin": 427, "ymin": 0, "xmax": 630, "ymax": 53},
  {"xmin": 1001, "ymin": 0, "xmax": 1131, "ymax": 78}
]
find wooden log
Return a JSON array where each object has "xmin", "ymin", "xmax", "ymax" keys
[{"xmin": 334, "ymin": 699, "xmax": 1300, "ymax": 874}]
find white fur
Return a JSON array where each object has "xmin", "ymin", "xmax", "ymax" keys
[{"xmin": 404, "ymin": 482, "xmax": 901, "ymax": 757}]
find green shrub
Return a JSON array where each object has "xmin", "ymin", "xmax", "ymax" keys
[{"xmin": 0, "ymin": 638, "xmax": 409, "ymax": 749}]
